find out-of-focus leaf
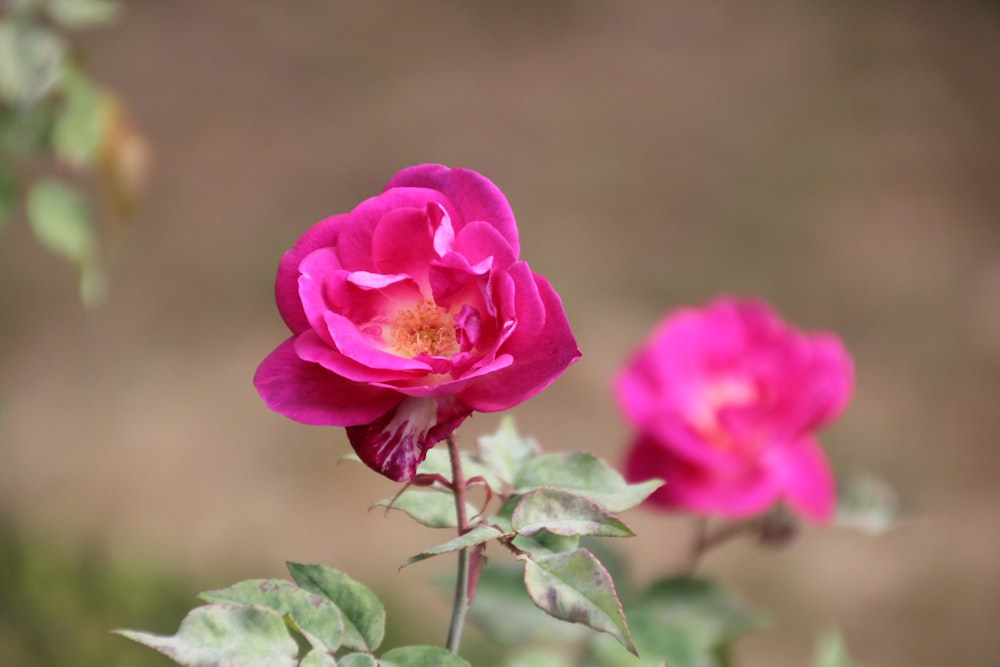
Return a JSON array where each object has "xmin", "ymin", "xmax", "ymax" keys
[
  {"xmin": 45, "ymin": 0, "xmax": 121, "ymax": 29},
  {"xmin": 0, "ymin": 101, "xmax": 56, "ymax": 154},
  {"xmin": 53, "ymin": 65, "xmax": 109, "ymax": 166},
  {"xmin": 288, "ymin": 563, "xmax": 385, "ymax": 653},
  {"xmin": 464, "ymin": 563, "xmax": 588, "ymax": 646},
  {"xmin": 477, "ymin": 415, "xmax": 541, "ymax": 486},
  {"xmin": 300, "ymin": 649, "xmax": 338, "ymax": 667},
  {"xmin": 416, "ymin": 445, "xmax": 503, "ymax": 492},
  {"xmin": 638, "ymin": 576, "xmax": 764, "ymax": 649},
  {"xmin": 97, "ymin": 97, "xmax": 149, "ymax": 218},
  {"xmin": 198, "ymin": 579, "xmax": 344, "ymax": 653},
  {"xmin": 114, "ymin": 603, "xmax": 299, "ymax": 667},
  {"xmin": 587, "ymin": 609, "xmax": 713, "ymax": 667},
  {"xmin": 380, "ymin": 645, "xmax": 471, "ymax": 666},
  {"xmin": 512, "ymin": 488, "xmax": 634, "ymax": 539},
  {"xmin": 836, "ymin": 472, "xmax": 905, "ymax": 535},
  {"xmin": 514, "ymin": 452, "xmax": 663, "ymax": 513},
  {"xmin": 522, "ymin": 548, "xmax": 636, "ymax": 655},
  {"xmin": 0, "ymin": 20, "xmax": 65, "ymax": 105},
  {"xmin": 25, "ymin": 176, "xmax": 105, "ymax": 305},
  {"xmin": 26, "ymin": 177, "xmax": 93, "ymax": 261},
  {"xmin": 813, "ymin": 629, "xmax": 862, "ymax": 667},
  {"xmin": 372, "ymin": 489, "xmax": 479, "ymax": 529},
  {"xmin": 0, "ymin": 171, "xmax": 16, "ymax": 232},
  {"xmin": 503, "ymin": 647, "xmax": 576, "ymax": 667},
  {"xmin": 339, "ymin": 653, "xmax": 378, "ymax": 667},
  {"xmin": 401, "ymin": 524, "xmax": 503, "ymax": 568}
]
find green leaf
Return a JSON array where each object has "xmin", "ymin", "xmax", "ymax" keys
[
  {"xmin": 512, "ymin": 529, "xmax": 580, "ymax": 556},
  {"xmin": 464, "ymin": 563, "xmax": 588, "ymax": 646},
  {"xmin": 836, "ymin": 472, "xmax": 905, "ymax": 535},
  {"xmin": 0, "ymin": 100, "xmax": 57, "ymax": 154},
  {"xmin": 813, "ymin": 629, "xmax": 862, "ymax": 667},
  {"xmin": 53, "ymin": 65, "xmax": 109, "ymax": 166},
  {"xmin": 300, "ymin": 649, "xmax": 339, "ymax": 667},
  {"xmin": 114, "ymin": 603, "xmax": 299, "ymax": 667},
  {"xmin": 639, "ymin": 576, "xmax": 764, "ymax": 649},
  {"xmin": 198, "ymin": 579, "xmax": 344, "ymax": 653},
  {"xmin": 0, "ymin": 20, "xmax": 65, "ymax": 105},
  {"xmin": 477, "ymin": 415, "xmax": 541, "ymax": 485},
  {"xmin": 502, "ymin": 647, "xmax": 576, "ymax": 667},
  {"xmin": 416, "ymin": 445, "xmax": 503, "ymax": 492},
  {"xmin": 371, "ymin": 489, "xmax": 479, "ymax": 529},
  {"xmin": 0, "ymin": 171, "xmax": 16, "ymax": 232},
  {"xmin": 514, "ymin": 452, "xmax": 663, "ymax": 513},
  {"xmin": 287, "ymin": 563, "xmax": 385, "ymax": 653},
  {"xmin": 380, "ymin": 645, "xmax": 471, "ymax": 666},
  {"xmin": 512, "ymin": 488, "xmax": 634, "ymax": 538},
  {"xmin": 44, "ymin": 0, "xmax": 121, "ymax": 29},
  {"xmin": 587, "ymin": 609, "xmax": 714, "ymax": 667},
  {"xmin": 26, "ymin": 177, "xmax": 94, "ymax": 261},
  {"xmin": 400, "ymin": 524, "xmax": 503, "ymax": 568},
  {"xmin": 339, "ymin": 653, "xmax": 378, "ymax": 667},
  {"xmin": 522, "ymin": 548, "xmax": 636, "ymax": 655}
]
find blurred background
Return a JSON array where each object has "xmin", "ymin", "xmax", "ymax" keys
[{"xmin": 2, "ymin": 1, "xmax": 999, "ymax": 665}]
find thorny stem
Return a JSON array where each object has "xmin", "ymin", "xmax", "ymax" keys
[{"xmin": 445, "ymin": 435, "xmax": 471, "ymax": 654}]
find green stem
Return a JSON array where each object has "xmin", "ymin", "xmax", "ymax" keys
[{"xmin": 445, "ymin": 435, "xmax": 470, "ymax": 654}]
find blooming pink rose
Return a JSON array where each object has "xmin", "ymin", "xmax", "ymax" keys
[
  {"xmin": 616, "ymin": 298, "xmax": 852, "ymax": 522},
  {"xmin": 254, "ymin": 164, "xmax": 580, "ymax": 481}
]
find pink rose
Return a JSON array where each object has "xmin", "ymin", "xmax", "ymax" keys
[
  {"xmin": 616, "ymin": 298, "xmax": 853, "ymax": 522},
  {"xmin": 254, "ymin": 164, "xmax": 580, "ymax": 482}
]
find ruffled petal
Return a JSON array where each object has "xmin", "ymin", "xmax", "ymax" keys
[
  {"xmin": 254, "ymin": 338, "xmax": 403, "ymax": 426},
  {"xmin": 385, "ymin": 164, "xmax": 520, "ymax": 256},
  {"xmin": 768, "ymin": 437, "xmax": 836, "ymax": 523},
  {"xmin": 459, "ymin": 271, "xmax": 580, "ymax": 412},
  {"xmin": 345, "ymin": 397, "xmax": 470, "ymax": 481},
  {"xmin": 624, "ymin": 435, "xmax": 780, "ymax": 519}
]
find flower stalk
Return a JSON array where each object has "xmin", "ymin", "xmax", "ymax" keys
[{"xmin": 445, "ymin": 435, "xmax": 471, "ymax": 654}]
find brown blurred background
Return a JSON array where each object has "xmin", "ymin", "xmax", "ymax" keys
[{"xmin": 2, "ymin": 1, "xmax": 999, "ymax": 665}]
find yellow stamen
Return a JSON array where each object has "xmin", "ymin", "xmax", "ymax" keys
[{"xmin": 389, "ymin": 298, "xmax": 458, "ymax": 358}]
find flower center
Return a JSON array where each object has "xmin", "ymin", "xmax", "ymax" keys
[
  {"xmin": 389, "ymin": 298, "xmax": 458, "ymax": 358},
  {"xmin": 688, "ymin": 377, "xmax": 759, "ymax": 450}
]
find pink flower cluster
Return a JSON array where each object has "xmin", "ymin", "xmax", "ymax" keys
[
  {"xmin": 616, "ymin": 298, "xmax": 853, "ymax": 522},
  {"xmin": 255, "ymin": 164, "xmax": 580, "ymax": 482}
]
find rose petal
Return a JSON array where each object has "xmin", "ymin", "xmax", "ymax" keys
[
  {"xmin": 254, "ymin": 338, "xmax": 403, "ymax": 426},
  {"xmin": 459, "ymin": 271, "xmax": 580, "ymax": 412},
  {"xmin": 370, "ymin": 204, "xmax": 436, "ymax": 282},
  {"xmin": 767, "ymin": 437, "xmax": 836, "ymax": 523},
  {"xmin": 345, "ymin": 397, "xmax": 470, "ymax": 481},
  {"xmin": 295, "ymin": 329, "xmax": 427, "ymax": 383},
  {"xmin": 625, "ymin": 435, "xmax": 780, "ymax": 519},
  {"xmin": 385, "ymin": 164, "xmax": 520, "ymax": 256}
]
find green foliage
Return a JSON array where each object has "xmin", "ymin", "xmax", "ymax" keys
[
  {"xmin": 513, "ymin": 452, "xmax": 663, "ymax": 513},
  {"xmin": 288, "ymin": 562, "xmax": 386, "ymax": 653},
  {"xmin": 25, "ymin": 177, "xmax": 105, "ymax": 305},
  {"xmin": 372, "ymin": 489, "xmax": 479, "ymax": 530},
  {"xmin": 813, "ymin": 629, "xmax": 863, "ymax": 667},
  {"xmin": 199, "ymin": 580, "xmax": 346, "ymax": 653},
  {"xmin": 116, "ymin": 563, "xmax": 472, "ymax": 667},
  {"xmin": 511, "ymin": 488, "xmax": 634, "ymax": 539},
  {"xmin": 522, "ymin": 549, "xmax": 636, "ymax": 656},
  {"xmin": 0, "ymin": 517, "xmax": 199, "ymax": 667},
  {"xmin": 0, "ymin": 0, "xmax": 143, "ymax": 307},
  {"xmin": 116, "ymin": 605, "xmax": 301, "ymax": 667},
  {"xmin": 835, "ymin": 471, "xmax": 905, "ymax": 535}
]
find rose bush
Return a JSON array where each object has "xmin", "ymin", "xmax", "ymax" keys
[
  {"xmin": 616, "ymin": 297, "xmax": 853, "ymax": 522},
  {"xmin": 254, "ymin": 164, "xmax": 580, "ymax": 481}
]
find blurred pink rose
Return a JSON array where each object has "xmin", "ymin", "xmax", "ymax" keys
[
  {"xmin": 255, "ymin": 164, "xmax": 580, "ymax": 481},
  {"xmin": 616, "ymin": 298, "xmax": 852, "ymax": 522}
]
